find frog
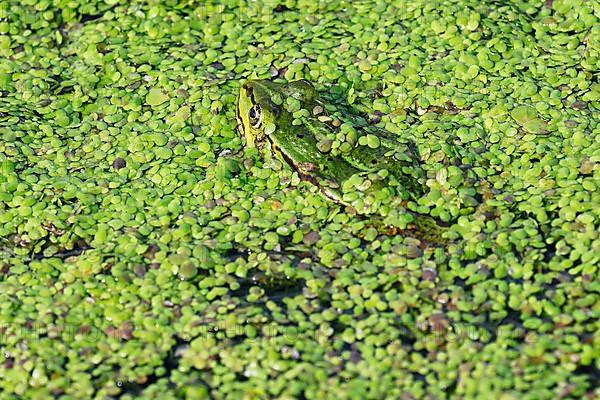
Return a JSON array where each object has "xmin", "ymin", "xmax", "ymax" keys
[{"xmin": 237, "ymin": 79, "xmax": 449, "ymax": 245}]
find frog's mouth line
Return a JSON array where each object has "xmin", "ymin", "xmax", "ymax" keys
[{"xmin": 235, "ymin": 105, "xmax": 243, "ymax": 135}]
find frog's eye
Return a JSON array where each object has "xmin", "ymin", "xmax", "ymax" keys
[{"xmin": 249, "ymin": 104, "xmax": 262, "ymax": 129}]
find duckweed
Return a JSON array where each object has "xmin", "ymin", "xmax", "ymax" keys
[{"xmin": 0, "ymin": 0, "xmax": 598, "ymax": 399}]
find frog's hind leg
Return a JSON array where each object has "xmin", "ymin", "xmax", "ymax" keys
[
  {"xmin": 407, "ymin": 215, "xmax": 452, "ymax": 246},
  {"xmin": 358, "ymin": 213, "xmax": 452, "ymax": 247}
]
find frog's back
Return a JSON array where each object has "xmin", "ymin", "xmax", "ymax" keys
[{"xmin": 342, "ymin": 138, "xmax": 425, "ymax": 197}]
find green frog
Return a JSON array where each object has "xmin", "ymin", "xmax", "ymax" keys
[{"xmin": 237, "ymin": 79, "xmax": 449, "ymax": 245}]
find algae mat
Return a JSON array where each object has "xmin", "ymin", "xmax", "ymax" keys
[{"xmin": 0, "ymin": 0, "xmax": 599, "ymax": 399}]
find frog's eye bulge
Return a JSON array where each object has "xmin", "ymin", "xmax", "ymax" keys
[
  {"xmin": 285, "ymin": 79, "xmax": 317, "ymax": 102},
  {"xmin": 249, "ymin": 105, "xmax": 262, "ymax": 128}
]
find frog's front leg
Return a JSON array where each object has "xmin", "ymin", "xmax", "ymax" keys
[{"xmin": 259, "ymin": 139, "xmax": 286, "ymax": 171}]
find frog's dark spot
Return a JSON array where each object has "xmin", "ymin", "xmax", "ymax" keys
[
  {"xmin": 296, "ymin": 133, "xmax": 304, "ymax": 139},
  {"xmin": 371, "ymin": 159, "xmax": 378, "ymax": 165}
]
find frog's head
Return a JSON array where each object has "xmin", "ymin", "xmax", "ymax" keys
[
  {"xmin": 237, "ymin": 79, "xmax": 318, "ymax": 147},
  {"xmin": 237, "ymin": 80, "xmax": 281, "ymax": 148}
]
